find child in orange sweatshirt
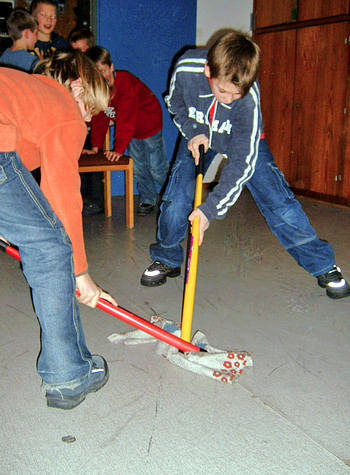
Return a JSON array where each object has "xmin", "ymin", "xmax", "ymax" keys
[{"xmin": 0, "ymin": 51, "xmax": 116, "ymax": 409}]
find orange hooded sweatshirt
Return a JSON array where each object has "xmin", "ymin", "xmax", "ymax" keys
[{"xmin": 0, "ymin": 68, "xmax": 88, "ymax": 275}]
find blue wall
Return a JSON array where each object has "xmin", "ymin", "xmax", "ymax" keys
[{"xmin": 97, "ymin": 0, "xmax": 197, "ymax": 195}]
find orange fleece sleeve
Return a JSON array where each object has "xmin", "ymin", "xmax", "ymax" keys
[{"xmin": 39, "ymin": 120, "xmax": 88, "ymax": 275}]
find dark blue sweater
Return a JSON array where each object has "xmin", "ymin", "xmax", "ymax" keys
[
  {"xmin": 34, "ymin": 32, "xmax": 70, "ymax": 60},
  {"xmin": 165, "ymin": 48, "xmax": 263, "ymax": 221}
]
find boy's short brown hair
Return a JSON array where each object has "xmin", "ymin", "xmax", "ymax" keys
[
  {"xmin": 207, "ymin": 30, "xmax": 260, "ymax": 97},
  {"xmin": 30, "ymin": 0, "xmax": 58, "ymax": 15},
  {"xmin": 7, "ymin": 7, "xmax": 37, "ymax": 41},
  {"xmin": 34, "ymin": 51, "xmax": 110, "ymax": 115},
  {"xmin": 85, "ymin": 46, "xmax": 113, "ymax": 67},
  {"xmin": 69, "ymin": 28, "xmax": 95, "ymax": 48}
]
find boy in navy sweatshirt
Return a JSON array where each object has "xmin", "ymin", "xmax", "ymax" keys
[{"xmin": 141, "ymin": 30, "xmax": 350, "ymax": 300}]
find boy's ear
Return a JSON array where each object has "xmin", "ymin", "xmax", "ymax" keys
[{"xmin": 204, "ymin": 62, "xmax": 211, "ymax": 79}]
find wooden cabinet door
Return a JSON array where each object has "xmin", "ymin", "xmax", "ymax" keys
[
  {"xmin": 255, "ymin": 0, "xmax": 349, "ymax": 28},
  {"xmin": 339, "ymin": 71, "xmax": 350, "ymax": 203},
  {"xmin": 291, "ymin": 22, "xmax": 350, "ymax": 197},
  {"xmin": 298, "ymin": 0, "xmax": 349, "ymax": 22},
  {"xmin": 256, "ymin": 30, "xmax": 296, "ymax": 179},
  {"xmin": 255, "ymin": 0, "xmax": 296, "ymax": 28}
]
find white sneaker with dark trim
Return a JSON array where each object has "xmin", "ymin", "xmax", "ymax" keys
[{"xmin": 317, "ymin": 266, "xmax": 350, "ymax": 299}]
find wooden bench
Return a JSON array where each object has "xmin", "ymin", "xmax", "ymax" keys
[{"xmin": 78, "ymin": 151, "xmax": 134, "ymax": 228}]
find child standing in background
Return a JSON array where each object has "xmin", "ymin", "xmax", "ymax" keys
[
  {"xmin": 69, "ymin": 27, "xmax": 95, "ymax": 53},
  {"xmin": 0, "ymin": 8, "xmax": 39, "ymax": 72},
  {"xmin": 30, "ymin": 0, "xmax": 70, "ymax": 59},
  {"xmin": 84, "ymin": 46, "xmax": 169, "ymax": 216}
]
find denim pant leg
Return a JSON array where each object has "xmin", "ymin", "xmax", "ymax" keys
[
  {"xmin": 150, "ymin": 138, "xmax": 215, "ymax": 267},
  {"xmin": 246, "ymin": 141, "xmax": 335, "ymax": 276},
  {"xmin": 146, "ymin": 131, "xmax": 169, "ymax": 196},
  {"xmin": 128, "ymin": 131, "xmax": 169, "ymax": 205},
  {"xmin": 0, "ymin": 152, "xmax": 92, "ymax": 385}
]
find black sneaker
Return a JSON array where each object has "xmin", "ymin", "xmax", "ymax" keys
[
  {"xmin": 317, "ymin": 266, "xmax": 350, "ymax": 299},
  {"xmin": 45, "ymin": 355, "xmax": 109, "ymax": 410},
  {"xmin": 82, "ymin": 201, "xmax": 104, "ymax": 217},
  {"xmin": 141, "ymin": 260, "xmax": 181, "ymax": 286},
  {"xmin": 137, "ymin": 203, "xmax": 155, "ymax": 216}
]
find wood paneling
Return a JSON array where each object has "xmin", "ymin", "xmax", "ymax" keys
[
  {"xmin": 291, "ymin": 23, "xmax": 349, "ymax": 196},
  {"xmin": 254, "ymin": 0, "xmax": 295, "ymax": 28},
  {"xmin": 254, "ymin": 1, "xmax": 350, "ymax": 205},
  {"xmin": 298, "ymin": 0, "xmax": 349, "ymax": 21},
  {"xmin": 257, "ymin": 30, "xmax": 296, "ymax": 179}
]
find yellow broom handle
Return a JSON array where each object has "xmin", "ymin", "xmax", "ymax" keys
[{"xmin": 181, "ymin": 145, "xmax": 204, "ymax": 343}]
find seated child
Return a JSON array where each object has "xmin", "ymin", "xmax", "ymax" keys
[
  {"xmin": 69, "ymin": 27, "xmax": 95, "ymax": 53},
  {"xmin": 0, "ymin": 7, "xmax": 39, "ymax": 72},
  {"xmin": 30, "ymin": 0, "xmax": 70, "ymax": 59},
  {"xmin": 84, "ymin": 46, "xmax": 169, "ymax": 216}
]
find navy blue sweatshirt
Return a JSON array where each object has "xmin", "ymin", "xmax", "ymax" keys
[{"xmin": 165, "ymin": 48, "xmax": 263, "ymax": 222}]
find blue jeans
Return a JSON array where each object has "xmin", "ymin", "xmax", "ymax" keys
[
  {"xmin": 128, "ymin": 130, "xmax": 169, "ymax": 205},
  {"xmin": 150, "ymin": 138, "xmax": 335, "ymax": 277},
  {"xmin": 0, "ymin": 152, "xmax": 92, "ymax": 386}
]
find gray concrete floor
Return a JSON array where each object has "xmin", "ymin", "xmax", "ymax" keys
[{"xmin": 1, "ymin": 190, "xmax": 350, "ymax": 474}]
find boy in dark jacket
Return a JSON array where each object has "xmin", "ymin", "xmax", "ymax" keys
[
  {"xmin": 141, "ymin": 30, "xmax": 350, "ymax": 300},
  {"xmin": 85, "ymin": 46, "xmax": 169, "ymax": 215}
]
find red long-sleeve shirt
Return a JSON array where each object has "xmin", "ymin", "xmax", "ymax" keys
[
  {"xmin": 90, "ymin": 71, "xmax": 162, "ymax": 153},
  {"xmin": 0, "ymin": 68, "xmax": 88, "ymax": 275}
]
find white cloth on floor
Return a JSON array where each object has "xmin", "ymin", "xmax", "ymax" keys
[{"xmin": 108, "ymin": 316, "xmax": 252, "ymax": 384}]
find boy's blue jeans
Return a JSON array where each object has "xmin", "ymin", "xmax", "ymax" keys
[
  {"xmin": 0, "ymin": 152, "xmax": 92, "ymax": 387},
  {"xmin": 150, "ymin": 138, "xmax": 335, "ymax": 277},
  {"xmin": 128, "ymin": 130, "xmax": 169, "ymax": 205}
]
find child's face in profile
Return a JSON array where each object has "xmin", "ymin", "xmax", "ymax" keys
[
  {"xmin": 204, "ymin": 63, "xmax": 242, "ymax": 105},
  {"xmin": 34, "ymin": 3, "xmax": 57, "ymax": 37},
  {"xmin": 96, "ymin": 62, "xmax": 114, "ymax": 87},
  {"xmin": 71, "ymin": 39, "xmax": 90, "ymax": 53}
]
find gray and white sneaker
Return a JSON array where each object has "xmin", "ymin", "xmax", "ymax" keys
[
  {"xmin": 317, "ymin": 265, "xmax": 350, "ymax": 299},
  {"xmin": 141, "ymin": 260, "xmax": 181, "ymax": 286},
  {"xmin": 45, "ymin": 355, "xmax": 109, "ymax": 410}
]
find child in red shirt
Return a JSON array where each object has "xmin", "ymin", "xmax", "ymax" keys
[{"xmin": 84, "ymin": 46, "xmax": 169, "ymax": 215}]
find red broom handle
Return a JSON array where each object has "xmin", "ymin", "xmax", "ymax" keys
[{"xmin": 0, "ymin": 239, "xmax": 200, "ymax": 353}]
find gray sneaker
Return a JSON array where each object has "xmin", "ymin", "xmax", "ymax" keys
[
  {"xmin": 141, "ymin": 260, "xmax": 181, "ymax": 286},
  {"xmin": 45, "ymin": 355, "xmax": 109, "ymax": 410}
]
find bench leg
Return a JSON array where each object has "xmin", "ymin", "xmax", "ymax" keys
[
  {"xmin": 125, "ymin": 160, "xmax": 134, "ymax": 228},
  {"xmin": 104, "ymin": 170, "xmax": 112, "ymax": 217}
]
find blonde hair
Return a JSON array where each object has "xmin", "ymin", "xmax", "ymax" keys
[
  {"xmin": 207, "ymin": 30, "xmax": 260, "ymax": 97},
  {"xmin": 34, "ymin": 51, "xmax": 109, "ymax": 115}
]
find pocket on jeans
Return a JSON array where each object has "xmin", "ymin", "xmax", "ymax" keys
[
  {"xmin": 269, "ymin": 163, "xmax": 294, "ymax": 200},
  {"xmin": 162, "ymin": 160, "xmax": 182, "ymax": 201}
]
